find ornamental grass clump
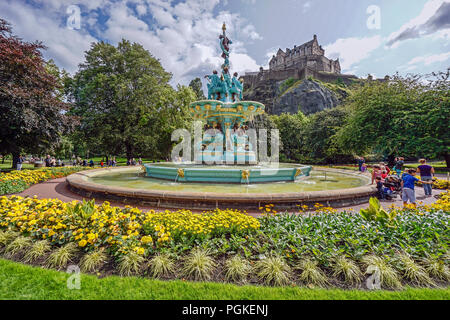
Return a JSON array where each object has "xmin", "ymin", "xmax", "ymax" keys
[
  {"xmin": 80, "ymin": 249, "xmax": 107, "ymax": 273},
  {"xmin": 4, "ymin": 236, "xmax": 32, "ymax": 258},
  {"xmin": 422, "ymin": 257, "xmax": 450, "ymax": 281},
  {"xmin": 296, "ymin": 258, "xmax": 328, "ymax": 287},
  {"xmin": 148, "ymin": 253, "xmax": 175, "ymax": 279},
  {"xmin": 395, "ymin": 253, "xmax": 434, "ymax": 287},
  {"xmin": 331, "ymin": 255, "xmax": 363, "ymax": 285},
  {"xmin": 117, "ymin": 251, "xmax": 145, "ymax": 276},
  {"xmin": 224, "ymin": 255, "xmax": 251, "ymax": 283},
  {"xmin": 24, "ymin": 240, "xmax": 51, "ymax": 263},
  {"xmin": 182, "ymin": 248, "xmax": 215, "ymax": 281},
  {"xmin": 46, "ymin": 242, "xmax": 78, "ymax": 269},
  {"xmin": 0, "ymin": 230, "xmax": 19, "ymax": 248},
  {"xmin": 254, "ymin": 255, "xmax": 292, "ymax": 286},
  {"xmin": 362, "ymin": 255, "xmax": 402, "ymax": 289}
]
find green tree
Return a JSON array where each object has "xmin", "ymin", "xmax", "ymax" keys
[
  {"xmin": 0, "ymin": 19, "xmax": 74, "ymax": 168},
  {"xmin": 303, "ymin": 107, "xmax": 353, "ymax": 164},
  {"xmin": 188, "ymin": 77, "xmax": 206, "ymax": 100},
  {"xmin": 271, "ymin": 112, "xmax": 309, "ymax": 162},
  {"xmin": 337, "ymin": 72, "xmax": 450, "ymax": 167},
  {"xmin": 66, "ymin": 39, "xmax": 195, "ymax": 161}
]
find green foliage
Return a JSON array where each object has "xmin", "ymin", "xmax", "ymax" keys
[
  {"xmin": 271, "ymin": 112, "xmax": 309, "ymax": 162},
  {"xmin": 362, "ymin": 255, "xmax": 402, "ymax": 289},
  {"xmin": 255, "ymin": 255, "xmax": 292, "ymax": 286},
  {"xmin": 117, "ymin": 251, "xmax": 144, "ymax": 276},
  {"xmin": 279, "ymin": 77, "xmax": 298, "ymax": 95},
  {"xmin": 188, "ymin": 77, "xmax": 206, "ymax": 100},
  {"xmin": 302, "ymin": 107, "xmax": 354, "ymax": 163},
  {"xmin": 0, "ymin": 179, "xmax": 28, "ymax": 195},
  {"xmin": 2, "ymin": 258, "xmax": 450, "ymax": 299},
  {"xmin": 360, "ymin": 197, "xmax": 397, "ymax": 225},
  {"xmin": 46, "ymin": 243, "xmax": 78, "ymax": 269},
  {"xmin": 182, "ymin": 248, "xmax": 215, "ymax": 281},
  {"xmin": 255, "ymin": 210, "xmax": 448, "ymax": 263},
  {"xmin": 395, "ymin": 253, "xmax": 434, "ymax": 287},
  {"xmin": 422, "ymin": 257, "xmax": 450, "ymax": 281},
  {"xmin": 224, "ymin": 255, "xmax": 251, "ymax": 283},
  {"xmin": 66, "ymin": 199, "xmax": 97, "ymax": 227},
  {"xmin": 4, "ymin": 236, "xmax": 32, "ymax": 258},
  {"xmin": 24, "ymin": 240, "xmax": 51, "ymax": 263},
  {"xmin": 148, "ymin": 253, "xmax": 175, "ymax": 279},
  {"xmin": 331, "ymin": 255, "xmax": 363, "ymax": 285},
  {"xmin": 80, "ymin": 249, "xmax": 107, "ymax": 273},
  {"xmin": 337, "ymin": 72, "xmax": 450, "ymax": 167},
  {"xmin": 0, "ymin": 230, "xmax": 19, "ymax": 247},
  {"xmin": 296, "ymin": 258, "xmax": 328, "ymax": 287},
  {"xmin": 66, "ymin": 39, "xmax": 196, "ymax": 160},
  {"xmin": 0, "ymin": 19, "xmax": 75, "ymax": 166}
]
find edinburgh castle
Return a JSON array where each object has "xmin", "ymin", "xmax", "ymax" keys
[{"xmin": 243, "ymin": 35, "xmax": 357, "ymax": 90}]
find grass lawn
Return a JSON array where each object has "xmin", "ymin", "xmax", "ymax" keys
[{"xmin": 1, "ymin": 259, "xmax": 448, "ymax": 300}]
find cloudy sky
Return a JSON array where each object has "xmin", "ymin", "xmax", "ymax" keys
[{"xmin": 1, "ymin": 0, "xmax": 449, "ymax": 85}]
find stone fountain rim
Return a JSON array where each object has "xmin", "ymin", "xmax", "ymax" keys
[{"xmin": 66, "ymin": 166, "xmax": 376, "ymax": 205}]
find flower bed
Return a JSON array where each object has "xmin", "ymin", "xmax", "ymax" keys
[
  {"xmin": 0, "ymin": 193, "xmax": 448, "ymax": 289},
  {"xmin": 0, "ymin": 167, "xmax": 96, "ymax": 195}
]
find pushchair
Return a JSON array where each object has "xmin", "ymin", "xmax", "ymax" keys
[{"xmin": 382, "ymin": 175, "xmax": 402, "ymax": 199}]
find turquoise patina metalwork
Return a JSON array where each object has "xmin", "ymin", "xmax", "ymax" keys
[{"xmin": 145, "ymin": 23, "xmax": 312, "ymax": 184}]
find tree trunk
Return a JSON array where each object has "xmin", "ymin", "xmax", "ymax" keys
[
  {"xmin": 125, "ymin": 144, "xmax": 133, "ymax": 163},
  {"xmin": 12, "ymin": 152, "xmax": 19, "ymax": 169},
  {"xmin": 445, "ymin": 153, "xmax": 450, "ymax": 169}
]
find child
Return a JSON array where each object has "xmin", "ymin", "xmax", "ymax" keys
[
  {"xmin": 401, "ymin": 169, "xmax": 432, "ymax": 207},
  {"xmin": 361, "ymin": 163, "xmax": 367, "ymax": 172},
  {"xmin": 376, "ymin": 176, "xmax": 393, "ymax": 200}
]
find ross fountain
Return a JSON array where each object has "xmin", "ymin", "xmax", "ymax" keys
[
  {"xmin": 66, "ymin": 24, "xmax": 376, "ymax": 210},
  {"xmin": 144, "ymin": 23, "xmax": 312, "ymax": 184}
]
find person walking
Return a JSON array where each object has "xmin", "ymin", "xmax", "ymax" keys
[
  {"xmin": 416, "ymin": 159, "xmax": 435, "ymax": 197},
  {"xmin": 357, "ymin": 157, "xmax": 365, "ymax": 171},
  {"xmin": 371, "ymin": 165, "xmax": 382, "ymax": 184},
  {"xmin": 45, "ymin": 155, "xmax": 51, "ymax": 167},
  {"xmin": 394, "ymin": 157, "xmax": 404, "ymax": 176},
  {"xmin": 16, "ymin": 155, "xmax": 24, "ymax": 171},
  {"xmin": 401, "ymin": 168, "xmax": 432, "ymax": 207}
]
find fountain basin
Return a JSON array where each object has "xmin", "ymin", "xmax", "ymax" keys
[
  {"xmin": 66, "ymin": 166, "xmax": 376, "ymax": 210},
  {"xmin": 144, "ymin": 163, "xmax": 312, "ymax": 183}
]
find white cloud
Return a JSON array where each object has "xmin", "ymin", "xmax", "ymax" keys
[
  {"xmin": 386, "ymin": 0, "xmax": 450, "ymax": 48},
  {"xmin": 408, "ymin": 52, "xmax": 450, "ymax": 66},
  {"xmin": 0, "ymin": 0, "xmax": 98, "ymax": 73},
  {"xmin": 0, "ymin": 0, "xmax": 261, "ymax": 86},
  {"xmin": 324, "ymin": 36, "xmax": 383, "ymax": 72}
]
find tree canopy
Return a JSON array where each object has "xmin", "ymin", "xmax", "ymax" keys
[
  {"xmin": 188, "ymin": 77, "xmax": 206, "ymax": 100},
  {"xmin": 0, "ymin": 19, "xmax": 74, "ymax": 167},
  {"xmin": 336, "ymin": 72, "xmax": 450, "ymax": 167},
  {"xmin": 66, "ymin": 39, "xmax": 195, "ymax": 160}
]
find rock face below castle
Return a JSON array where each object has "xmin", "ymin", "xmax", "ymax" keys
[{"xmin": 244, "ymin": 79, "xmax": 343, "ymax": 116}]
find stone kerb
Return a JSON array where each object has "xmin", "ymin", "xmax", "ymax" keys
[{"xmin": 66, "ymin": 166, "xmax": 376, "ymax": 210}]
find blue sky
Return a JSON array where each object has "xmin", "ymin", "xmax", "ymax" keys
[{"xmin": 1, "ymin": 0, "xmax": 449, "ymax": 85}]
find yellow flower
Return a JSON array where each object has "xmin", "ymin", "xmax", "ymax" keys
[{"xmin": 78, "ymin": 239, "xmax": 87, "ymax": 247}]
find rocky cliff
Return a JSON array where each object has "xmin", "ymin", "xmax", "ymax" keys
[{"xmin": 243, "ymin": 78, "xmax": 349, "ymax": 115}]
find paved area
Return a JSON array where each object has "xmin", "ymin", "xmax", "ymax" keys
[{"xmin": 14, "ymin": 177, "xmax": 447, "ymax": 215}]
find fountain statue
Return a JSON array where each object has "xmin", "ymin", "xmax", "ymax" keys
[
  {"xmin": 144, "ymin": 23, "xmax": 312, "ymax": 184},
  {"xmin": 189, "ymin": 23, "xmax": 265, "ymax": 164}
]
